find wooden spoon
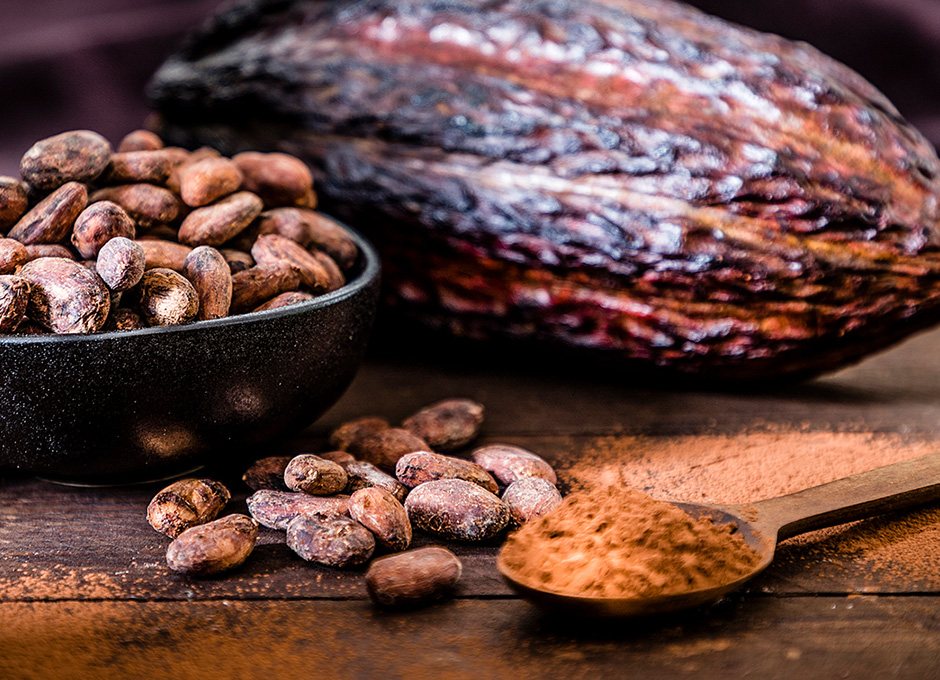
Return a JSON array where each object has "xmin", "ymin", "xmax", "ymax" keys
[{"xmin": 497, "ymin": 451, "xmax": 940, "ymax": 617}]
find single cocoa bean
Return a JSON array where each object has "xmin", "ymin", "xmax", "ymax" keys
[
  {"xmin": 0, "ymin": 177, "xmax": 29, "ymax": 230},
  {"xmin": 91, "ymin": 184, "xmax": 183, "ymax": 227},
  {"xmin": 470, "ymin": 444, "xmax": 557, "ymax": 486},
  {"xmin": 343, "ymin": 461, "xmax": 408, "ymax": 502},
  {"xmin": 220, "ymin": 248, "xmax": 254, "ymax": 274},
  {"xmin": 404, "ymin": 479, "xmax": 510, "ymax": 541},
  {"xmin": 365, "ymin": 547, "xmax": 462, "ymax": 607},
  {"xmin": 253, "ymin": 290, "xmax": 315, "ymax": 312},
  {"xmin": 20, "ymin": 257, "xmax": 110, "ymax": 333},
  {"xmin": 182, "ymin": 246, "xmax": 232, "ymax": 320},
  {"xmin": 318, "ymin": 450, "xmax": 357, "ymax": 465},
  {"xmin": 230, "ymin": 264, "xmax": 301, "ymax": 313},
  {"xmin": 147, "ymin": 478, "xmax": 231, "ymax": 538},
  {"xmin": 254, "ymin": 209, "xmax": 313, "ymax": 247},
  {"xmin": 117, "ymin": 129, "xmax": 164, "ymax": 152},
  {"xmin": 348, "ymin": 487, "xmax": 412, "ymax": 552},
  {"xmin": 20, "ymin": 130, "xmax": 111, "ymax": 191},
  {"xmin": 284, "ymin": 454, "xmax": 348, "ymax": 495},
  {"xmin": 96, "ymin": 237, "xmax": 145, "ymax": 292},
  {"xmin": 349, "ymin": 428, "xmax": 430, "ymax": 473},
  {"xmin": 402, "ymin": 399, "xmax": 485, "ymax": 452},
  {"xmin": 251, "ymin": 233, "xmax": 330, "ymax": 291},
  {"xmin": 501, "ymin": 478, "xmax": 563, "ymax": 525},
  {"xmin": 106, "ymin": 307, "xmax": 145, "ymax": 331},
  {"xmin": 138, "ymin": 267, "xmax": 200, "ymax": 326},
  {"xmin": 261, "ymin": 208, "xmax": 358, "ymax": 270},
  {"xmin": 8, "ymin": 182, "xmax": 88, "ymax": 245},
  {"xmin": 178, "ymin": 156, "xmax": 243, "ymax": 207},
  {"xmin": 71, "ymin": 201, "xmax": 136, "ymax": 258},
  {"xmin": 0, "ymin": 275, "xmax": 30, "ymax": 332},
  {"xmin": 24, "ymin": 244, "xmax": 75, "ymax": 261},
  {"xmin": 286, "ymin": 513, "xmax": 375, "ymax": 567},
  {"xmin": 166, "ymin": 514, "xmax": 259, "ymax": 576},
  {"xmin": 242, "ymin": 456, "xmax": 292, "ymax": 491},
  {"xmin": 328, "ymin": 416, "xmax": 389, "ymax": 451},
  {"xmin": 178, "ymin": 191, "xmax": 263, "ymax": 246},
  {"xmin": 104, "ymin": 150, "xmax": 176, "ymax": 185},
  {"xmin": 246, "ymin": 489, "xmax": 350, "ymax": 530},
  {"xmin": 396, "ymin": 451, "xmax": 499, "ymax": 495},
  {"xmin": 165, "ymin": 147, "xmax": 220, "ymax": 193},
  {"xmin": 0, "ymin": 238, "xmax": 28, "ymax": 274},
  {"xmin": 136, "ymin": 239, "xmax": 192, "ymax": 272},
  {"xmin": 233, "ymin": 152, "xmax": 314, "ymax": 207},
  {"xmin": 311, "ymin": 250, "xmax": 345, "ymax": 291}
]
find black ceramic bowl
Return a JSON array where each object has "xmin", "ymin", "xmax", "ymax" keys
[{"xmin": 0, "ymin": 225, "xmax": 380, "ymax": 484}]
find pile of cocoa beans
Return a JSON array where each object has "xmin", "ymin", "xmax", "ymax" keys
[
  {"xmin": 0, "ymin": 129, "xmax": 359, "ymax": 334},
  {"xmin": 146, "ymin": 398, "xmax": 563, "ymax": 608}
]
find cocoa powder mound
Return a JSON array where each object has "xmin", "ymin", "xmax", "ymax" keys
[{"xmin": 500, "ymin": 485, "xmax": 760, "ymax": 598}]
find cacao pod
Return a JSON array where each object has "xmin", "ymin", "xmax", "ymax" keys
[{"xmin": 149, "ymin": 0, "xmax": 940, "ymax": 380}]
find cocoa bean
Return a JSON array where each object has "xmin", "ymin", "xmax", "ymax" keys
[
  {"xmin": 318, "ymin": 450, "xmax": 357, "ymax": 465},
  {"xmin": 182, "ymin": 245, "xmax": 232, "ymax": 320},
  {"xmin": 147, "ymin": 478, "xmax": 231, "ymax": 538},
  {"xmin": 178, "ymin": 191, "xmax": 263, "ymax": 246},
  {"xmin": 0, "ymin": 275, "xmax": 30, "ymax": 333},
  {"xmin": 284, "ymin": 454, "xmax": 348, "ymax": 495},
  {"xmin": 402, "ymin": 399, "xmax": 484, "ymax": 452},
  {"xmin": 311, "ymin": 250, "xmax": 345, "ymax": 291},
  {"xmin": 166, "ymin": 514, "xmax": 259, "ymax": 576},
  {"xmin": 230, "ymin": 264, "xmax": 301, "ymax": 313},
  {"xmin": 286, "ymin": 513, "xmax": 375, "ymax": 567},
  {"xmin": 348, "ymin": 428, "xmax": 429, "ymax": 473},
  {"xmin": 233, "ymin": 152, "xmax": 314, "ymax": 208},
  {"xmin": 260, "ymin": 209, "xmax": 358, "ymax": 271},
  {"xmin": 501, "ymin": 478, "xmax": 563, "ymax": 525},
  {"xmin": 251, "ymin": 233, "xmax": 330, "ymax": 291},
  {"xmin": 138, "ymin": 267, "xmax": 200, "ymax": 326},
  {"xmin": 106, "ymin": 307, "xmax": 145, "ymax": 331},
  {"xmin": 254, "ymin": 209, "xmax": 313, "ymax": 247},
  {"xmin": 104, "ymin": 150, "xmax": 176, "ymax": 185},
  {"xmin": 348, "ymin": 487, "xmax": 412, "ymax": 552},
  {"xmin": 8, "ymin": 182, "xmax": 87, "ymax": 245},
  {"xmin": 365, "ymin": 547, "xmax": 462, "ymax": 607},
  {"xmin": 20, "ymin": 130, "xmax": 111, "ymax": 191},
  {"xmin": 404, "ymin": 479, "xmax": 510, "ymax": 541},
  {"xmin": 329, "ymin": 416, "xmax": 390, "ymax": 451},
  {"xmin": 96, "ymin": 237, "xmax": 146, "ymax": 292},
  {"xmin": 91, "ymin": 184, "xmax": 183, "ymax": 228},
  {"xmin": 220, "ymin": 248, "xmax": 254, "ymax": 274},
  {"xmin": 343, "ymin": 461, "xmax": 408, "ymax": 502},
  {"xmin": 246, "ymin": 489, "xmax": 349, "ymax": 530},
  {"xmin": 0, "ymin": 238, "xmax": 28, "ymax": 274},
  {"xmin": 71, "ymin": 201, "xmax": 136, "ymax": 258},
  {"xmin": 117, "ymin": 129, "xmax": 164, "ymax": 152},
  {"xmin": 470, "ymin": 444, "xmax": 557, "ymax": 486},
  {"xmin": 0, "ymin": 177, "xmax": 29, "ymax": 230},
  {"xmin": 242, "ymin": 456, "xmax": 292, "ymax": 491},
  {"xmin": 395, "ymin": 451, "xmax": 498, "ymax": 495},
  {"xmin": 253, "ymin": 290, "xmax": 314, "ymax": 312},
  {"xmin": 24, "ymin": 244, "xmax": 75, "ymax": 261},
  {"xmin": 178, "ymin": 156, "xmax": 243, "ymax": 207},
  {"xmin": 136, "ymin": 239, "xmax": 192, "ymax": 272},
  {"xmin": 20, "ymin": 257, "xmax": 110, "ymax": 333}
]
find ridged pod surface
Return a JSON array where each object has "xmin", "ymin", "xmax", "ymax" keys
[{"xmin": 150, "ymin": 0, "xmax": 940, "ymax": 379}]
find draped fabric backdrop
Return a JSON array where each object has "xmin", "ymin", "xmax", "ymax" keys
[{"xmin": 1, "ymin": 0, "xmax": 939, "ymax": 173}]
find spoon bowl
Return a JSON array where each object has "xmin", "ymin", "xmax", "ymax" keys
[{"xmin": 498, "ymin": 451, "xmax": 940, "ymax": 617}]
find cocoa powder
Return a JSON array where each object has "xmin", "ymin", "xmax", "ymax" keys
[{"xmin": 500, "ymin": 485, "xmax": 760, "ymax": 598}]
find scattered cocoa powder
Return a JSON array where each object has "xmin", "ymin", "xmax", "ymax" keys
[
  {"xmin": 565, "ymin": 431, "xmax": 940, "ymax": 588},
  {"xmin": 501, "ymin": 485, "xmax": 760, "ymax": 599}
]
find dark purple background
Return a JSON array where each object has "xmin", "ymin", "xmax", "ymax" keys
[{"xmin": 2, "ymin": 0, "xmax": 940, "ymax": 174}]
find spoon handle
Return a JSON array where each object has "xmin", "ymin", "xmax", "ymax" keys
[{"xmin": 748, "ymin": 451, "xmax": 940, "ymax": 542}]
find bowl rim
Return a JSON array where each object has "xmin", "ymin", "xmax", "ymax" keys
[{"xmin": 1, "ymin": 216, "xmax": 381, "ymax": 345}]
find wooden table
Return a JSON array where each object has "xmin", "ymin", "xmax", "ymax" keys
[{"xmin": 2, "ymin": 327, "xmax": 940, "ymax": 679}]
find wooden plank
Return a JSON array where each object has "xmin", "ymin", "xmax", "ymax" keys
[
  {"xmin": 312, "ymin": 327, "xmax": 940, "ymax": 438},
  {"xmin": 1, "ymin": 597, "xmax": 938, "ymax": 679}
]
